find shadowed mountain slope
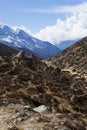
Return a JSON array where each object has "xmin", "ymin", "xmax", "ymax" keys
[{"xmin": 0, "ymin": 43, "xmax": 17, "ymax": 56}]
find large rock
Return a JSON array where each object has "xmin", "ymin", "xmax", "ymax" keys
[
  {"xmin": 33, "ymin": 105, "xmax": 48, "ymax": 113},
  {"xmin": 14, "ymin": 50, "xmax": 25, "ymax": 59}
]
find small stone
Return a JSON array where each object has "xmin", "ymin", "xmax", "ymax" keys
[
  {"xmin": 36, "ymin": 117, "xmax": 42, "ymax": 122},
  {"xmin": 8, "ymin": 125, "xmax": 18, "ymax": 130},
  {"xmin": 23, "ymin": 105, "xmax": 32, "ymax": 111},
  {"xmin": 17, "ymin": 112, "xmax": 28, "ymax": 121},
  {"xmin": 0, "ymin": 98, "xmax": 10, "ymax": 105}
]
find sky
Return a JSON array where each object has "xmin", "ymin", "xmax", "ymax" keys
[{"xmin": 0, "ymin": 0, "xmax": 87, "ymax": 44}]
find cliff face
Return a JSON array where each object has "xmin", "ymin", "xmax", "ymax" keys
[
  {"xmin": 45, "ymin": 36, "xmax": 87, "ymax": 78},
  {"xmin": 0, "ymin": 54, "xmax": 87, "ymax": 129}
]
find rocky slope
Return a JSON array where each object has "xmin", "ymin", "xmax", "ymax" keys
[
  {"xmin": 45, "ymin": 36, "xmax": 87, "ymax": 78},
  {"xmin": 0, "ymin": 52, "xmax": 87, "ymax": 129}
]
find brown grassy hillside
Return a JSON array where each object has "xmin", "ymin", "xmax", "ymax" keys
[
  {"xmin": 0, "ymin": 54, "xmax": 87, "ymax": 129},
  {"xmin": 45, "ymin": 36, "xmax": 87, "ymax": 78}
]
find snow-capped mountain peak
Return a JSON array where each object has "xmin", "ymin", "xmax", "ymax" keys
[
  {"xmin": 12, "ymin": 25, "xmax": 31, "ymax": 35},
  {"xmin": 0, "ymin": 24, "xmax": 60, "ymax": 58}
]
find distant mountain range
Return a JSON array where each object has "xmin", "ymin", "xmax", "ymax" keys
[
  {"xmin": 0, "ymin": 24, "xmax": 61, "ymax": 58},
  {"xmin": 57, "ymin": 40, "xmax": 79, "ymax": 50}
]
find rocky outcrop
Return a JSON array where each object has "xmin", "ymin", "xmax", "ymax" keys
[{"xmin": 14, "ymin": 50, "xmax": 25, "ymax": 59}]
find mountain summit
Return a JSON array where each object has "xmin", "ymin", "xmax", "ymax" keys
[{"xmin": 0, "ymin": 24, "xmax": 60, "ymax": 58}]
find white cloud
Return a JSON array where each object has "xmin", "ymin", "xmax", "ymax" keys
[
  {"xmin": 54, "ymin": 2, "xmax": 87, "ymax": 14},
  {"xmin": 17, "ymin": 2, "xmax": 87, "ymax": 45},
  {"xmin": 12, "ymin": 25, "xmax": 31, "ymax": 34},
  {"xmin": 19, "ymin": 2, "xmax": 87, "ymax": 14},
  {"xmin": 33, "ymin": 2, "xmax": 87, "ymax": 44},
  {"xmin": 34, "ymin": 12, "xmax": 87, "ymax": 44}
]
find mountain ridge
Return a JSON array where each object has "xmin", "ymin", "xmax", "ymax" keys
[{"xmin": 0, "ymin": 24, "xmax": 60, "ymax": 59}]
